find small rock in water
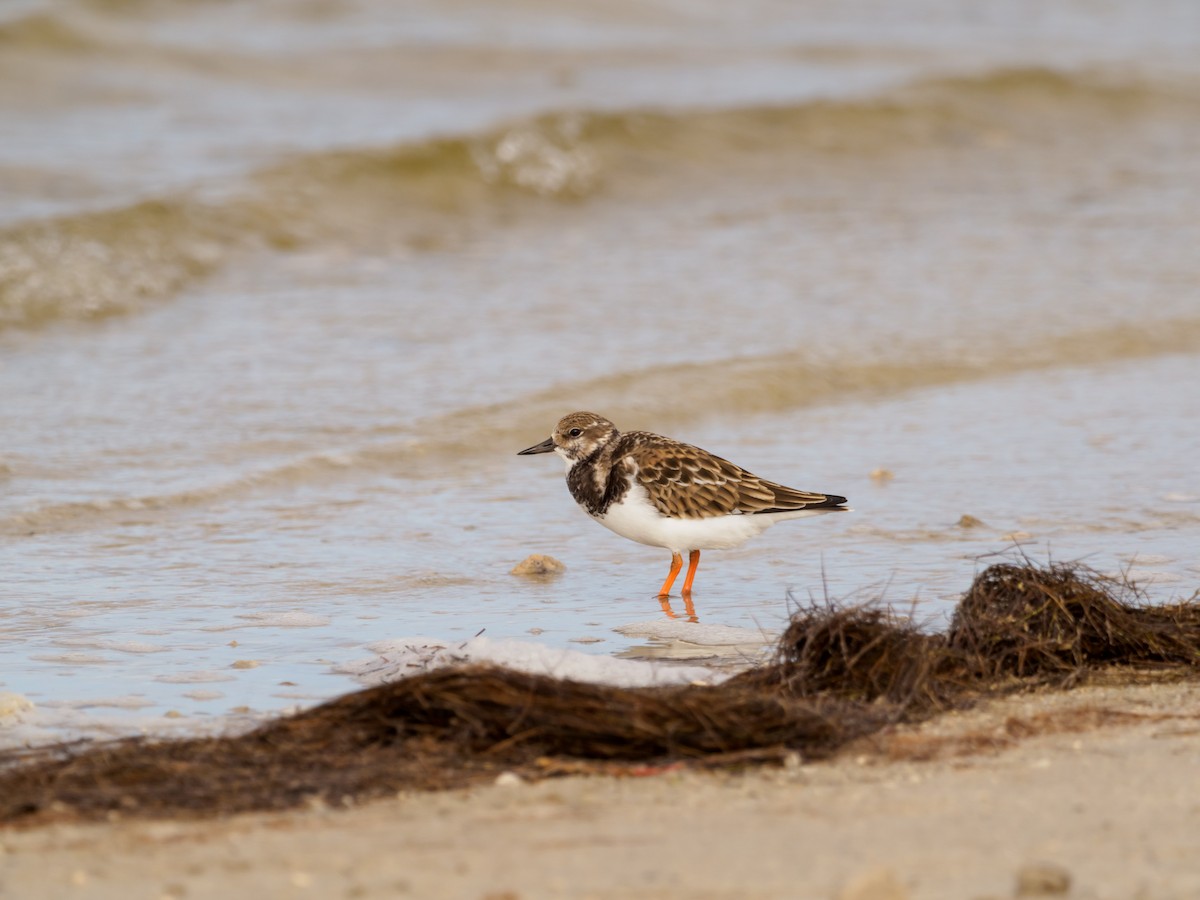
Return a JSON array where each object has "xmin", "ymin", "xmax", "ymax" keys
[
  {"xmin": 1015, "ymin": 862, "xmax": 1071, "ymax": 896},
  {"xmin": 957, "ymin": 514, "xmax": 986, "ymax": 528},
  {"xmin": 0, "ymin": 692, "xmax": 34, "ymax": 719},
  {"xmin": 510, "ymin": 554, "xmax": 565, "ymax": 577},
  {"xmin": 869, "ymin": 468, "xmax": 895, "ymax": 483}
]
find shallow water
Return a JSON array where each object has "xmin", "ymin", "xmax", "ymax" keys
[{"xmin": 2, "ymin": 0, "xmax": 1199, "ymax": 745}]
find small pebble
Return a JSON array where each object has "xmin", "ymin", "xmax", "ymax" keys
[
  {"xmin": 0, "ymin": 693, "xmax": 33, "ymax": 719},
  {"xmin": 510, "ymin": 554, "xmax": 566, "ymax": 577},
  {"xmin": 837, "ymin": 867, "xmax": 909, "ymax": 900},
  {"xmin": 1015, "ymin": 862, "xmax": 1071, "ymax": 896},
  {"xmin": 495, "ymin": 771, "xmax": 525, "ymax": 788}
]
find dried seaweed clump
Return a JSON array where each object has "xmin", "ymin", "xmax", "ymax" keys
[
  {"xmin": 0, "ymin": 668, "xmax": 882, "ymax": 825},
  {"xmin": 737, "ymin": 604, "xmax": 969, "ymax": 709},
  {"xmin": 739, "ymin": 561, "xmax": 1200, "ymax": 710},
  {"xmin": 949, "ymin": 562, "xmax": 1200, "ymax": 678}
]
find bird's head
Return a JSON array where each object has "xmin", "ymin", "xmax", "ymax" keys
[{"xmin": 518, "ymin": 411, "xmax": 618, "ymax": 465}]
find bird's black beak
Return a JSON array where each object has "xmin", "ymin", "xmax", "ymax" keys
[{"xmin": 517, "ymin": 437, "xmax": 556, "ymax": 456}]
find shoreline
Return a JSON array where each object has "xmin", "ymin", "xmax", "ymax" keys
[{"xmin": 3, "ymin": 678, "xmax": 1198, "ymax": 900}]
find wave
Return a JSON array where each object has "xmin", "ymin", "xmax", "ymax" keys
[
  {"xmin": 2, "ymin": 65, "xmax": 1196, "ymax": 330},
  {"xmin": 6, "ymin": 315, "xmax": 1198, "ymax": 535},
  {"xmin": 0, "ymin": 11, "xmax": 98, "ymax": 52},
  {"xmin": 0, "ymin": 201, "xmax": 237, "ymax": 329},
  {"xmin": 0, "ymin": 2, "xmax": 219, "ymax": 50}
]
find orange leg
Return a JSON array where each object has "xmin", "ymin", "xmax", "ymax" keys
[
  {"xmin": 681, "ymin": 550, "xmax": 701, "ymax": 596},
  {"xmin": 657, "ymin": 551, "xmax": 683, "ymax": 597}
]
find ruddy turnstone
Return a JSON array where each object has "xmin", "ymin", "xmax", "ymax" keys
[{"xmin": 518, "ymin": 412, "xmax": 847, "ymax": 599}]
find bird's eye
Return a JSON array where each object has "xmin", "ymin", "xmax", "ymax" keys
[{"xmin": 568, "ymin": 428, "xmax": 582, "ymax": 438}]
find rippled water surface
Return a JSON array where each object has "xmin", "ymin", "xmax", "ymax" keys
[{"xmin": 2, "ymin": 0, "xmax": 1199, "ymax": 744}]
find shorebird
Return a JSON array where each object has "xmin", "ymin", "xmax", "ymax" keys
[{"xmin": 518, "ymin": 412, "xmax": 847, "ymax": 604}]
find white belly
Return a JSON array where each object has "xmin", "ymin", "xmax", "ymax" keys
[{"xmin": 590, "ymin": 482, "xmax": 825, "ymax": 553}]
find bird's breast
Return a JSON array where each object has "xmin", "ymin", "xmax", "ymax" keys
[{"xmin": 593, "ymin": 482, "xmax": 772, "ymax": 552}]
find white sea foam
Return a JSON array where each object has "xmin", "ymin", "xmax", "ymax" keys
[
  {"xmin": 51, "ymin": 638, "xmax": 167, "ymax": 654},
  {"xmin": 1119, "ymin": 554, "xmax": 1173, "ymax": 565},
  {"xmin": 1116, "ymin": 569, "xmax": 1184, "ymax": 586},
  {"xmin": 154, "ymin": 670, "xmax": 238, "ymax": 684},
  {"xmin": 30, "ymin": 653, "xmax": 112, "ymax": 665},
  {"xmin": 197, "ymin": 611, "xmax": 333, "ymax": 632},
  {"xmin": 181, "ymin": 690, "xmax": 226, "ymax": 701},
  {"xmin": 615, "ymin": 620, "xmax": 775, "ymax": 645},
  {"xmin": 0, "ymin": 706, "xmax": 267, "ymax": 751},
  {"xmin": 615, "ymin": 620, "xmax": 777, "ymax": 665},
  {"xmin": 336, "ymin": 636, "xmax": 722, "ymax": 688},
  {"xmin": 233, "ymin": 611, "xmax": 333, "ymax": 628},
  {"xmin": 40, "ymin": 695, "xmax": 157, "ymax": 710}
]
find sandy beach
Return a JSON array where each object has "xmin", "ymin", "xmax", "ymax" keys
[{"xmin": 3, "ymin": 678, "xmax": 1197, "ymax": 900}]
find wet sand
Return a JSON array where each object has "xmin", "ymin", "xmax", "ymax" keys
[{"xmin": 4, "ymin": 679, "xmax": 1198, "ymax": 900}]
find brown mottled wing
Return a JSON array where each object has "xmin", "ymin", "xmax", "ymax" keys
[{"xmin": 623, "ymin": 432, "xmax": 841, "ymax": 519}]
